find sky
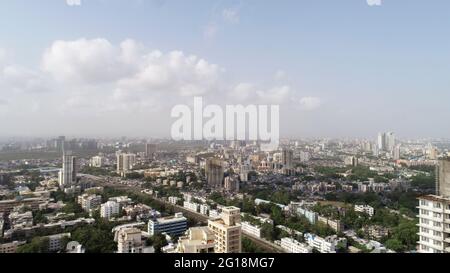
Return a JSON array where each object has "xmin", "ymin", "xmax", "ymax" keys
[{"xmin": 0, "ymin": 0, "xmax": 449, "ymax": 139}]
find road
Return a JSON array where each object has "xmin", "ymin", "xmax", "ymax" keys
[{"xmin": 82, "ymin": 173, "xmax": 286, "ymax": 253}]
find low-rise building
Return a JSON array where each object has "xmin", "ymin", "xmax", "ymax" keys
[
  {"xmin": 0, "ymin": 241, "xmax": 26, "ymax": 253},
  {"xmin": 304, "ymin": 233, "xmax": 347, "ymax": 253},
  {"xmin": 280, "ymin": 237, "xmax": 312, "ymax": 253},
  {"xmin": 183, "ymin": 201, "xmax": 199, "ymax": 213},
  {"xmin": 177, "ymin": 226, "xmax": 216, "ymax": 253},
  {"xmin": 148, "ymin": 213, "xmax": 187, "ymax": 237},
  {"xmin": 355, "ymin": 204, "xmax": 375, "ymax": 217}
]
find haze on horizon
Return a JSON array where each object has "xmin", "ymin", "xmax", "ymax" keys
[{"xmin": 0, "ymin": 0, "xmax": 449, "ymax": 140}]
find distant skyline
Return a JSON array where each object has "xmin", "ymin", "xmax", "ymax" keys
[{"xmin": 1, "ymin": 0, "xmax": 449, "ymax": 139}]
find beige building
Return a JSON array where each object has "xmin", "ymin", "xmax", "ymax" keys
[
  {"xmin": 177, "ymin": 226, "xmax": 215, "ymax": 253},
  {"xmin": 116, "ymin": 227, "xmax": 144, "ymax": 253},
  {"xmin": 0, "ymin": 241, "xmax": 26, "ymax": 253},
  {"xmin": 207, "ymin": 206, "xmax": 242, "ymax": 253}
]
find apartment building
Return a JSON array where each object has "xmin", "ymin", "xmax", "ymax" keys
[
  {"xmin": 280, "ymin": 237, "xmax": 313, "ymax": 253},
  {"xmin": 78, "ymin": 194, "xmax": 102, "ymax": 212},
  {"xmin": 100, "ymin": 201, "xmax": 120, "ymax": 219},
  {"xmin": 208, "ymin": 206, "xmax": 242, "ymax": 253},
  {"xmin": 177, "ymin": 226, "xmax": 215, "ymax": 253},
  {"xmin": 116, "ymin": 228, "xmax": 144, "ymax": 253}
]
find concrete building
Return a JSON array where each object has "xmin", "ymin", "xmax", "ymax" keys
[
  {"xmin": 241, "ymin": 221, "xmax": 262, "ymax": 238},
  {"xmin": 59, "ymin": 151, "xmax": 77, "ymax": 189},
  {"xmin": 100, "ymin": 201, "xmax": 120, "ymax": 219},
  {"xmin": 145, "ymin": 143, "xmax": 157, "ymax": 159},
  {"xmin": 355, "ymin": 205, "xmax": 375, "ymax": 217},
  {"xmin": 417, "ymin": 195, "xmax": 450, "ymax": 253},
  {"xmin": 0, "ymin": 241, "xmax": 26, "ymax": 253},
  {"xmin": 184, "ymin": 201, "xmax": 200, "ymax": 213},
  {"xmin": 89, "ymin": 156, "xmax": 104, "ymax": 168},
  {"xmin": 116, "ymin": 227, "xmax": 144, "ymax": 253},
  {"xmin": 148, "ymin": 213, "xmax": 187, "ymax": 237},
  {"xmin": 437, "ymin": 158, "xmax": 450, "ymax": 198},
  {"xmin": 280, "ymin": 237, "xmax": 312, "ymax": 253},
  {"xmin": 224, "ymin": 176, "xmax": 240, "ymax": 192},
  {"xmin": 304, "ymin": 233, "xmax": 346, "ymax": 253},
  {"xmin": 206, "ymin": 158, "xmax": 224, "ymax": 188},
  {"xmin": 78, "ymin": 194, "xmax": 102, "ymax": 213},
  {"xmin": 48, "ymin": 233, "xmax": 71, "ymax": 252},
  {"xmin": 177, "ymin": 226, "xmax": 216, "ymax": 253},
  {"xmin": 207, "ymin": 206, "xmax": 242, "ymax": 253},
  {"xmin": 116, "ymin": 152, "xmax": 136, "ymax": 176}
]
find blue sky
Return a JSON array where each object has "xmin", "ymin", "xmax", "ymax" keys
[{"xmin": 0, "ymin": 0, "xmax": 449, "ymax": 139}]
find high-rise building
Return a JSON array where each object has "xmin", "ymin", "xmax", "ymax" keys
[
  {"xmin": 437, "ymin": 158, "xmax": 450, "ymax": 198},
  {"xmin": 239, "ymin": 164, "xmax": 251, "ymax": 182},
  {"xmin": 224, "ymin": 176, "xmax": 240, "ymax": 192},
  {"xmin": 417, "ymin": 158, "xmax": 450, "ymax": 253},
  {"xmin": 59, "ymin": 151, "xmax": 77, "ymax": 189},
  {"xmin": 116, "ymin": 228, "xmax": 144, "ymax": 253},
  {"xmin": 145, "ymin": 143, "xmax": 157, "ymax": 159},
  {"xmin": 393, "ymin": 145, "xmax": 401, "ymax": 160},
  {"xmin": 377, "ymin": 132, "xmax": 395, "ymax": 152},
  {"xmin": 207, "ymin": 206, "xmax": 242, "ymax": 253},
  {"xmin": 206, "ymin": 158, "xmax": 224, "ymax": 188},
  {"xmin": 386, "ymin": 132, "xmax": 395, "ymax": 152},
  {"xmin": 281, "ymin": 148, "xmax": 293, "ymax": 169},
  {"xmin": 116, "ymin": 152, "xmax": 136, "ymax": 176},
  {"xmin": 377, "ymin": 132, "xmax": 386, "ymax": 151}
]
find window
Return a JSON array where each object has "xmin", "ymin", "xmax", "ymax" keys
[
  {"xmin": 421, "ymin": 200, "xmax": 428, "ymax": 206},
  {"xmin": 433, "ymin": 231, "xmax": 442, "ymax": 237},
  {"xmin": 434, "ymin": 203, "xmax": 441, "ymax": 209}
]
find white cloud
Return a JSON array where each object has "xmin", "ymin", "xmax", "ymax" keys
[
  {"xmin": 0, "ymin": 38, "xmax": 304, "ymax": 136},
  {"xmin": 204, "ymin": 22, "xmax": 218, "ymax": 40},
  {"xmin": 274, "ymin": 70, "xmax": 287, "ymax": 81},
  {"xmin": 299, "ymin": 97, "xmax": 322, "ymax": 111},
  {"xmin": 222, "ymin": 8, "xmax": 240, "ymax": 24},
  {"xmin": 66, "ymin": 0, "xmax": 81, "ymax": 6},
  {"xmin": 367, "ymin": 0, "xmax": 382, "ymax": 6}
]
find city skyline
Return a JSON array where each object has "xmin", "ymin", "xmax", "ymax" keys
[{"xmin": 1, "ymin": 0, "xmax": 450, "ymax": 139}]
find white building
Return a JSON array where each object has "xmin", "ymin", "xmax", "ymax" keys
[
  {"xmin": 168, "ymin": 196, "xmax": 180, "ymax": 205},
  {"xmin": 89, "ymin": 156, "xmax": 104, "ymax": 168},
  {"xmin": 354, "ymin": 204, "xmax": 375, "ymax": 217},
  {"xmin": 280, "ymin": 237, "xmax": 312, "ymax": 253},
  {"xmin": 116, "ymin": 227, "xmax": 144, "ymax": 253},
  {"xmin": 59, "ymin": 151, "xmax": 77, "ymax": 189},
  {"xmin": 184, "ymin": 201, "xmax": 200, "ymax": 213},
  {"xmin": 304, "ymin": 233, "xmax": 346, "ymax": 253},
  {"xmin": 78, "ymin": 194, "xmax": 102, "ymax": 213},
  {"xmin": 100, "ymin": 201, "xmax": 120, "ymax": 219},
  {"xmin": 199, "ymin": 204, "xmax": 210, "ymax": 216},
  {"xmin": 417, "ymin": 195, "xmax": 450, "ymax": 253},
  {"xmin": 241, "ymin": 221, "xmax": 262, "ymax": 238}
]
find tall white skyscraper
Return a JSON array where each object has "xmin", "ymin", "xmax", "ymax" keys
[
  {"xmin": 386, "ymin": 132, "xmax": 396, "ymax": 152},
  {"xmin": 59, "ymin": 151, "xmax": 77, "ymax": 189}
]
